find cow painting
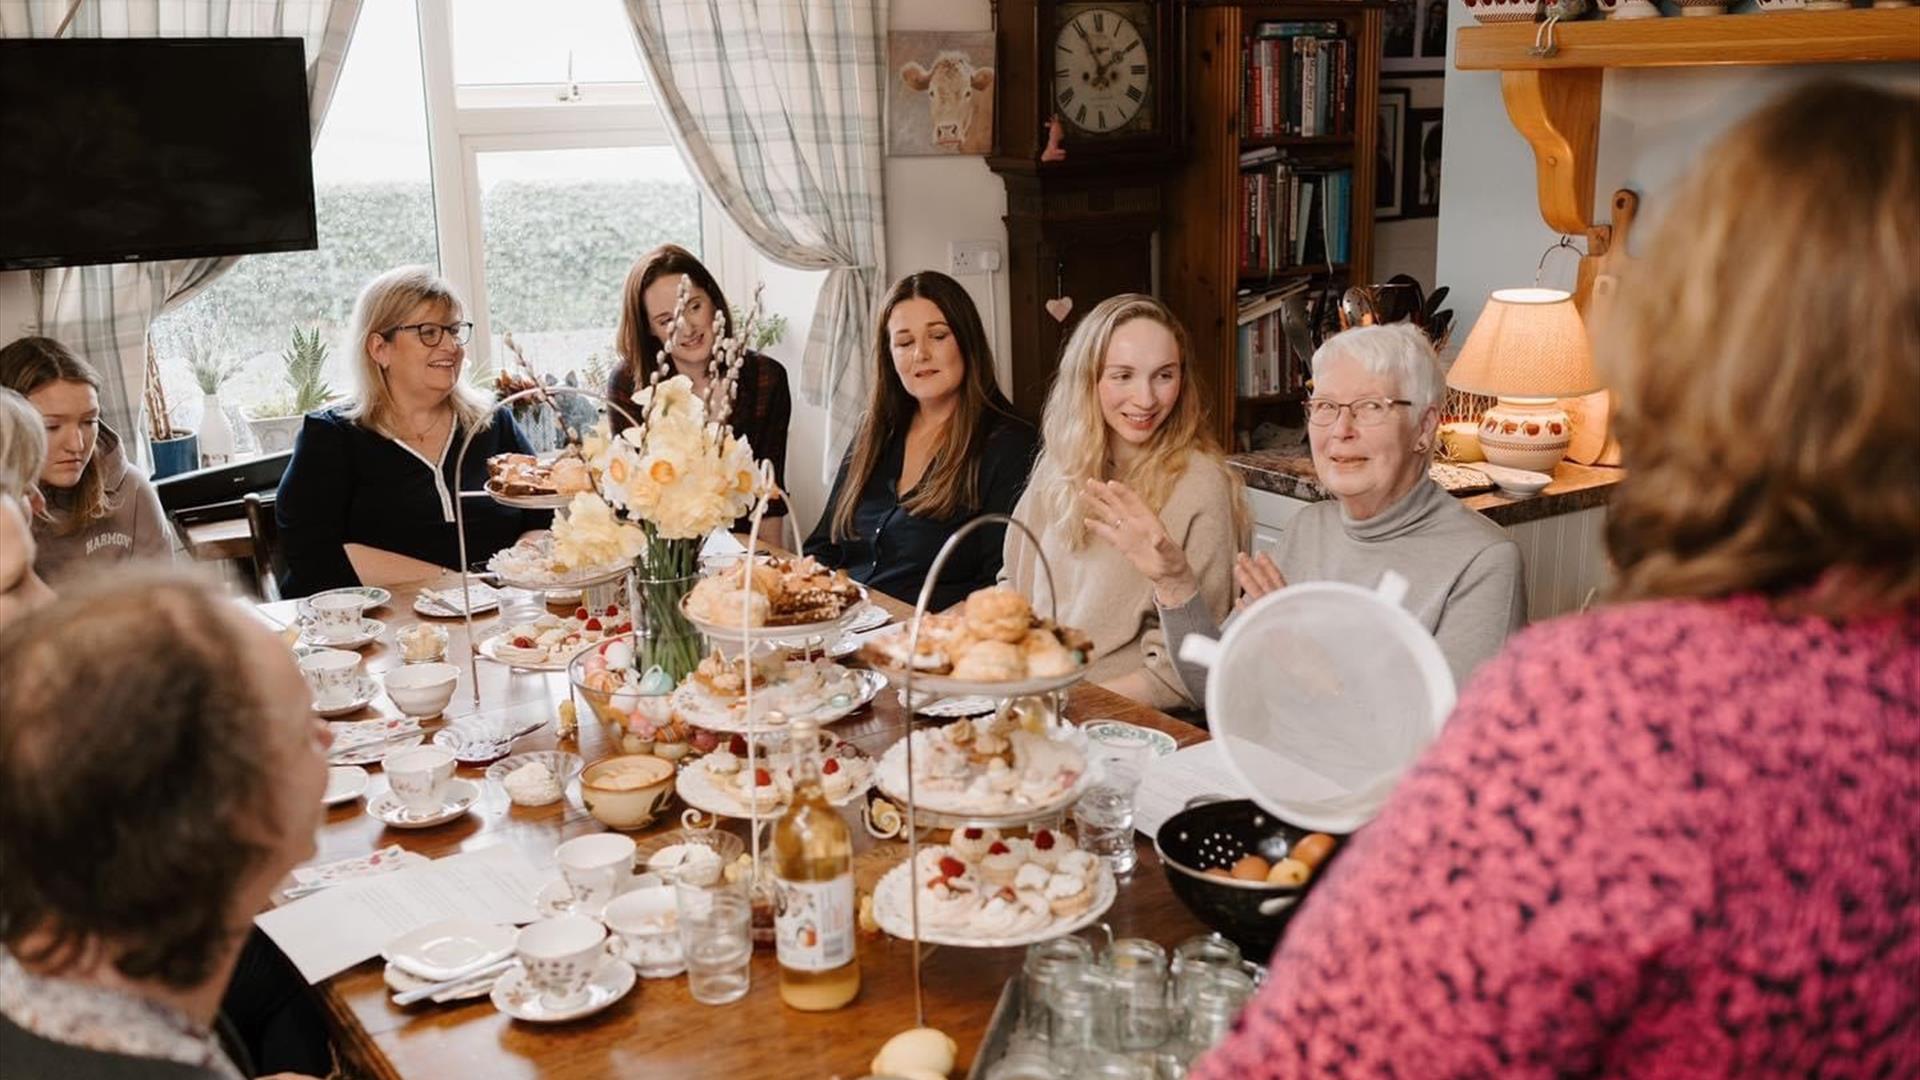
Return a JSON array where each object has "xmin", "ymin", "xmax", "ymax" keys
[{"xmin": 887, "ymin": 32, "xmax": 996, "ymax": 157}]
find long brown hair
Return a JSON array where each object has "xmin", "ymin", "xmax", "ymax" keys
[
  {"xmin": 615, "ymin": 243, "xmax": 734, "ymax": 385},
  {"xmin": 1602, "ymin": 80, "xmax": 1920, "ymax": 616},
  {"xmin": 0, "ymin": 336, "xmax": 112, "ymax": 532},
  {"xmin": 829, "ymin": 271, "xmax": 1019, "ymax": 540}
]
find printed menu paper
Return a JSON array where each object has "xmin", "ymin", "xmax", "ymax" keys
[
  {"xmin": 1134, "ymin": 742, "xmax": 1254, "ymax": 839},
  {"xmin": 257, "ymin": 844, "xmax": 546, "ymax": 983}
]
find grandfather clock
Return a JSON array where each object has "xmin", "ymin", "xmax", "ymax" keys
[{"xmin": 990, "ymin": 0, "xmax": 1181, "ymax": 420}]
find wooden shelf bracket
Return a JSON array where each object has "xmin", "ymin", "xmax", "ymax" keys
[{"xmin": 1500, "ymin": 68, "xmax": 1603, "ymax": 235}]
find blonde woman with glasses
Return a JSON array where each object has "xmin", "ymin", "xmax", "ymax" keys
[
  {"xmin": 275, "ymin": 265, "xmax": 547, "ymax": 597},
  {"xmin": 1003, "ymin": 294, "xmax": 1246, "ymax": 710},
  {"xmin": 1099, "ymin": 321, "xmax": 1525, "ymax": 705}
]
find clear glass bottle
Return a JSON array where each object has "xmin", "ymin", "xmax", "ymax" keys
[{"xmin": 771, "ymin": 717, "xmax": 860, "ymax": 1010}]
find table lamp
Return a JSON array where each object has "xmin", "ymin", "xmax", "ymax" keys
[{"xmin": 1446, "ymin": 287, "xmax": 1600, "ymax": 472}]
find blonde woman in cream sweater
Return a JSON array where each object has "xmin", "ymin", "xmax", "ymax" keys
[{"xmin": 1004, "ymin": 294, "xmax": 1246, "ymax": 710}]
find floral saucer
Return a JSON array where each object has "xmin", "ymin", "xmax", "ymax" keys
[
  {"xmin": 299, "ymin": 618, "xmax": 387, "ymax": 650},
  {"xmin": 903, "ymin": 691, "xmax": 996, "ymax": 718},
  {"xmin": 366, "ymin": 778, "xmax": 481, "ymax": 829},
  {"xmin": 296, "ymin": 586, "xmax": 391, "ymax": 621},
  {"xmin": 491, "ymin": 956, "xmax": 636, "ymax": 1023},
  {"xmin": 532, "ymin": 871, "xmax": 664, "ymax": 919}
]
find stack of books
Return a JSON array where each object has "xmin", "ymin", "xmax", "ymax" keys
[
  {"xmin": 1237, "ymin": 162, "xmax": 1353, "ymax": 275},
  {"xmin": 1234, "ymin": 283, "xmax": 1311, "ymax": 399},
  {"xmin": 1241, "ymin": 21, "xmax": 1354, "ymax": 140}
]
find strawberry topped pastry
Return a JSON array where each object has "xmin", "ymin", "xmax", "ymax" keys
[
  {"xmin": 490, "ymin": 604, "xmax": 628, "ymax": 666},
  {"xmin": 902, "ymin": 835, "xmax": 1102, "ymax": 938}
]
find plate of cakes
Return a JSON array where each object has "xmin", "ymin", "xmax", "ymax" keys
[
  {"xmin": 676, "ymin": 731, "xmax": 876, "ymax": 820},
  {"xmin": 668, "ymin": 649, "xmax": 887, "ymax": 734},
  {"xmin": 860, "ymin": 586, "xmax": 1091, "ymax": 698},
  {"xmin": 680, "ymin": 555, "xmax": 866, "ymax": 642},
  {"xmin": 874, "ymin": 712, "xmax": 1092, "ymax": 824},
  {"xmin": 476, "ymin": 605, "xmax": 631, "ymax": 670},
  {"xmin": 486, "ymin": 533, "xmax": 629, "ymax": 591},
  {"xmin": 483, "ymin": 450, "xmax": 595, "ymax": 510},
  {"xmin": 872, "ymin": 830, "xmax": 1114, "ymax": 948}
]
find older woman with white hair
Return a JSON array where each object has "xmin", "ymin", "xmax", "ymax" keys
[
  {"xmin": 1090, "ymin": 322, "xmax": 1525, "ymax": 701},
  {"xmin": 275, "ymin": 265, "xmax": 547, "ymax": 597}
]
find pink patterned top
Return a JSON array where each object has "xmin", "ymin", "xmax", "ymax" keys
[{"xmin": 1191, "ymin": 595, "xmax": 1920, "ymax": 1079}]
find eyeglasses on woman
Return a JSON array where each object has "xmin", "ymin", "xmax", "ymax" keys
[{"xmin": 381, "ymin": 321, "xmax": 474, "ymax": 348}]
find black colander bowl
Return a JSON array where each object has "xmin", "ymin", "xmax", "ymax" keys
[{"xmin": 1153, "ymin": 798, "xmax": 1346, "ymax": 960}]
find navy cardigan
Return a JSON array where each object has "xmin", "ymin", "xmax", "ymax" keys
[{"xmin": 275, "ymin": 406, "xmax": 548, "ymax": 598}]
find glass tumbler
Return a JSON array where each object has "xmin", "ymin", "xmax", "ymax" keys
[
  {"xmin": 673, "ymin": 872, "xmax": 752, "ymax": 1005},
  {"xmin": 1170, "ymin": 933, "xmax": 1243, "ymax": 1011},
  {"xmin": 1021, "ymin": 935, "xmax": 1095, "ymax": 1039},
  {"xmin": 1098, "ymin": 939, "xmax": 1170, "ymax": 1052},
  {"xmin": 1046, "ymin": 971, "xmax": 1104, "ymax": 1070}
]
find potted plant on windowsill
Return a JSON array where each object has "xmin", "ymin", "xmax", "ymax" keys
[
  {"xmin": 188, "ymin": 350, "xmax": 241, "ymax": 467},
  {"xmin": 145, "ymin": 339, "xmax": 198, "ymax": 479},
  {"xmin": 247, "ymin": 326, "xmax": 335, "ymax": 454}
]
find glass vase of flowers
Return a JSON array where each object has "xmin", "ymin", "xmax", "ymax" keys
[{"xmin": 550, "ymin": 278, "xmax": 768, "ymax": 684}]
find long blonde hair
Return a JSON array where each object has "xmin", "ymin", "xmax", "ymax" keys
[
  {"xmin": 1602, "ymin": 80, "xmax": 1920, "ymax": 615},
  {"xmin": 829, "ymin": 271, "xmax": 1022, "ymax": 541},
  {"xmin": 342, "ymin": 266, "xmax": 494, "ymax": 439},
  {"xmin": 0, "ymin": 387, "xmax": 47, "ymax": 501},
  {"xmin": 1035, "ymin": 294, "xmax": 1243, "ymax": 549}
]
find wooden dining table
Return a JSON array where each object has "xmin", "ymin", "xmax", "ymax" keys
[{"xmin": 263, "ymin": 574, "xmax": 1211, "ymax": 1079}]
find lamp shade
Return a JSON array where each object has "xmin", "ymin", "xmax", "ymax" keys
[{"xmin": 1446, "ymin": 288, "xmax": 1600, "ymax": 399}]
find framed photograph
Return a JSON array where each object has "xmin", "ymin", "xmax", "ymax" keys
[
  {"xmin": 1375, "ymin": 89, "xmax": 1409, "ymax": 221},
  {"xmin": 1383, "ymin": 0, "xmax": 1448, "ymax": 74},
  {"xmin": 1405, "ymin": 108, "xmax": 1444, "ymax": 218},
  {"xmin": 887, "ymin": 31, "xmax": 996, "ymax": 156}
]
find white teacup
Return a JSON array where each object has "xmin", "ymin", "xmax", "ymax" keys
[
  {"xmin": 383, "ymin": 745, "xmax": 457, "ymax": 815},
  {"xmin": 603, "ymin": 882, "xmax": 683, "ymax": 978},
  {"xmin": 298, "ymin": 649, "xmax": 363, "ymax": 708},
  {"xmin": 309, "ymin": 592, "xmax": 367, "ymax": 641},
  {"xmin": 515, "ymin": 915, "xmax": 606, "ymax": 1008},
  {"xmin": 555, "ymin": 832, "xmax": 637, "ymax": 913}
]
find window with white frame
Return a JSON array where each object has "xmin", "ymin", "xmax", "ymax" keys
[{"xmin": 151, "ymin": 0, "xmax": 703, "ymax": 437}]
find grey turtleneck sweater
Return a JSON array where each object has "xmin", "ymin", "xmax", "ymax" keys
[{"xmin": 1161, "ymin": 477, "xmax": 1526, "ymax": 706}]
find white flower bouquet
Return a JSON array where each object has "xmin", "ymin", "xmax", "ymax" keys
[{"xmin": 549, "ymin": 277, "xmax": 773, "ymax": 679}]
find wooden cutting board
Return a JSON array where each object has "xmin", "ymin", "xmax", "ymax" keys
[{"xmin": 1565, "ymin": 189, "xmax": 1637, "ymax": 466}]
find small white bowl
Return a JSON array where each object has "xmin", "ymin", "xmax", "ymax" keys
[
  {"xmin": 382, "ymin": 663, "xmax": 460, "ymax": 719},
  {"xmin": 1476, "ymin": 464, "xmax": 1554, "ymax": 498}
]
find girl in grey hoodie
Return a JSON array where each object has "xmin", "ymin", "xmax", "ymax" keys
[{"xmin": 0, "ymin": 337, "xmax": 171, "ymax": 587}]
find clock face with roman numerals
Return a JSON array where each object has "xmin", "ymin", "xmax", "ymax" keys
[{"xmin": 1053, "ymin": 6, "xmax": 1151, "ymax": 136}]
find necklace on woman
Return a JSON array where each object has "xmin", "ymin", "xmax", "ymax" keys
[{"xmin": 400, "ymin": 407, "xmax": 448, "ymax": 454}]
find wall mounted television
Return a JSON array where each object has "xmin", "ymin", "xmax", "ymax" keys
[{"xmin": 0, "ymin": 38, "xmax": 317, "ymax": 271}]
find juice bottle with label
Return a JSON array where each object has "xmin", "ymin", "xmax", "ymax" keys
[{"xmin": 772, "ymin": 716, "xmax": 860, "ymax": 1010}]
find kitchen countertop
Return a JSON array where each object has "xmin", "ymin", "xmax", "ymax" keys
[{"xmin": 1230, "ymin": 448, "xmax": 1623, "ymax": 528}]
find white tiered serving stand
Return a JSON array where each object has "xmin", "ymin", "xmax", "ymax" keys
[
  {"xmin": 864, "ymin": 513, "xmax": 1112, "ymax": 1027},
  {"xmin": 450, "ymin": 385, "xmax": 639, "ymax": 707}
]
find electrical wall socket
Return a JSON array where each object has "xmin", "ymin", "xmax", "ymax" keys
[{"xmin": 948, "ymin": 240, "xmax": 1004, "ymax": 276}]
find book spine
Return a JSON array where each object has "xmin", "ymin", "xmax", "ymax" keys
[{"xmin": 1302, "ymin": 39, "xmax": 1319, "ymax": 139}]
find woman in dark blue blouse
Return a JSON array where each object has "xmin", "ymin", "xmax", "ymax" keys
[
  {"xmin": 276, "ymin": 266, "xmax": 546, "ymax": 598},
  {"xmin": 804, "ymin": 271, "xmax": 1037, "ymax": 611}
]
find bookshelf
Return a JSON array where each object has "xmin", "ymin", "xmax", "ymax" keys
[{"xmin": 1165, "ymin": 1, "xmax": 1384, "ymax": 448}]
